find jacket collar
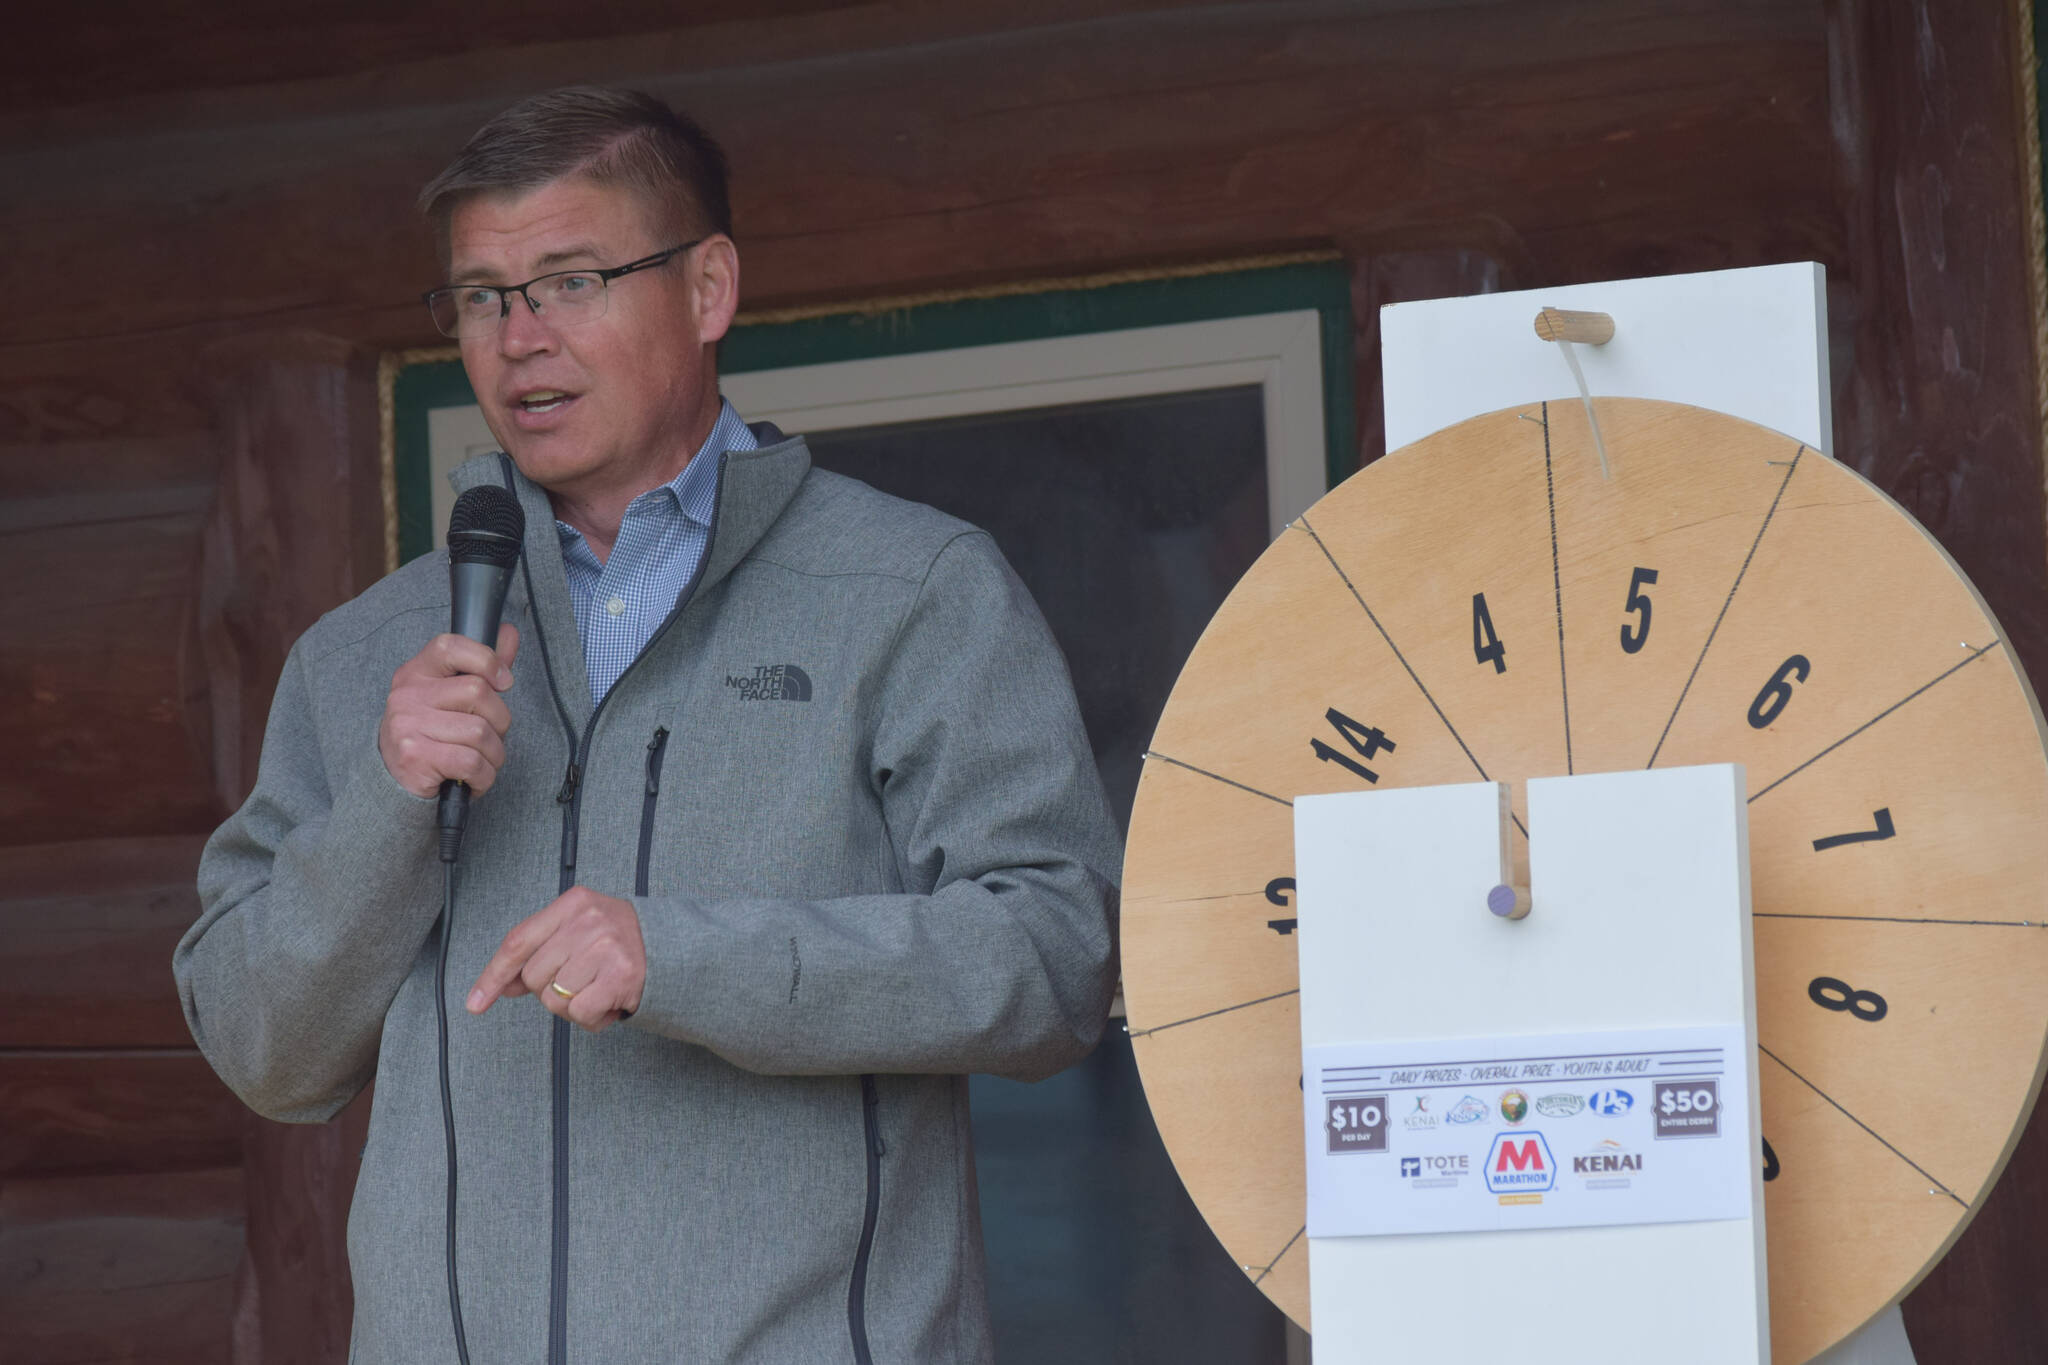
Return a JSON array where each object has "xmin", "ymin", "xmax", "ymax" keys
[{"xmin": 447, "ymin": 425, "xmax": 811, "ymax": 725}]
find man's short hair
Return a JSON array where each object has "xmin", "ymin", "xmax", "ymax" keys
[{"xmin": 419, "ymin": 86, "xmax": 732, "ymax": 251}]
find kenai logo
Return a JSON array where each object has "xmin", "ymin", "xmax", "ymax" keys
[{"xmin": 726, "ymin": 664, "xmax": 813, "ymax": 702}]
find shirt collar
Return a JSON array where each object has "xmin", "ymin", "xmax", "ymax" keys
[{"xmin": 555, "ymin": 397, "xmax": 754, "ymax": 544}]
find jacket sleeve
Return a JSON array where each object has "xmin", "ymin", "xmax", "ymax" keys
[
  {"xmin": 627, "ymin": 531, "xmax": 1122, "ymax": 1082},
  {"xmin": 173, "ymin": 643, "xmax": 445, "ymax": 1122}
]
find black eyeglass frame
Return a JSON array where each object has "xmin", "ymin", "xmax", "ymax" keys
[{"xmin": 421, "ymin": 238, "xmax": 706, "ymax": 336}]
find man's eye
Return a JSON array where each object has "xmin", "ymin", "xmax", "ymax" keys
[
  {"xmin": 460, "ymin": 289, "xmax": 500, "ymax": 311},
  {"xmin": 557, "ymin": 274, "xmax": 599, "ymax": 295}
]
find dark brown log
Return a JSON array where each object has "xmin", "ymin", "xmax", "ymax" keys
[
  {"xmin": 0, "ymin": 342, "xmax": 226, "ymax": 445},
  {"xmin": 0, "ymin": 435, "xmax": 221, "ymax": 847},
  {"xmin": 1825, "ymin": 0, "xmax": 2048, "ymax": 696},
  {"xmin": 0, "ymin": 1052, "xmax": 243, "ymax": 1178},
  {"xmin": 192, "ymin": 329, "xmax": 388, "ymax": 1364},
  {"xmin": 198, "ymin": 330, "xmax": 387, "ymax": 812},
  {"xmin": 1836, "ymin": 3, "xmax": 2048, "ymax": 1356},
  {"xmin": 239, "ymin": 1094, "xmax": 371, "ymax": 1365},
  {"xmin": 0, "ymin": 435, "xmax": 215, "ymax": 502},
  {"xmin": 0, "ymin": 0, "xmax": 988, "ymax": 119},
  {"xmin": 0, "ymin": 596, "xmax": 218, "ymax": 848},
  {"xmin": 10, "ymin": 1277, "xmax": 237, "ymax": 1365},
  {"xmin": 0, "ymin": 1166, "xmax": 241, "ymax": 1365},
  {"xmin": 0, "ymin": 837, "xmax": 206, "ymax": 1048},
  {"xmin": 0, "ymin": 1, "xmax": 1833, "ymax": 350}
]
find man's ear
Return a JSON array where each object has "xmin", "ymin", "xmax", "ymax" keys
[{"xmin": 692, "ymin": 236, "xmax": 740, "ymax": 345}]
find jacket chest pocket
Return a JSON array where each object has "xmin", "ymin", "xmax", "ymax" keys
[{"xmin": 635, "ymin": 724, "xmax": 672, "ymax": 896}]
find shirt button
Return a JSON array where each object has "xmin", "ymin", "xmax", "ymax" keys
[{"xmin": 605, "ymin": 596, "xmax": 626, "ymax": 617}]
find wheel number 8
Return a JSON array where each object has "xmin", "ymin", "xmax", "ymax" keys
[{"xmin": 1808, "ymin": 975, "xmax": 1888, "ymax": 1022}]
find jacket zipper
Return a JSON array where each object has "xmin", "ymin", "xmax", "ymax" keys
[
  {"xmin": 849, "ymin": 1074, "xmax": 884, "ymax": 1365},
  {"xmin": 548, "ymin": 763, "xmax": 576, "ymax": 1365},
  {"xmin": 635, "ymin": 727, "xmax": 670, "ymax": 896},
  {"xmin": 511, "ymin": 452, "xmax": 735, "ymax": 1365}
]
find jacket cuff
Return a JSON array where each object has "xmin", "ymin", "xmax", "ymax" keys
[
  {"xmin": 318, "ymin": 745, "xmax": 442, "ymax": 904},
  {"xmin": 626, "ymin": 896, "xmax": 703, "ymax": 1040}
]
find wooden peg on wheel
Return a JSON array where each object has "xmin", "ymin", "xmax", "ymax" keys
[{"xmin": 1533, "ymin": 308, "xmax": 1615, "ymax": 345}]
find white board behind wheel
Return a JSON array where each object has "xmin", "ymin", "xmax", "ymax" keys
[
  {"xmin": 1380, "ymin": 260, "xmax": 1831, "ymax": 453},
  {"xmin": 1376, "ymin": 262, "xmax": 1921, "ymax": 1365},
  {"xmin": 1295, "ymin": 766, "xmax": 1766, "ymax": 1365}
]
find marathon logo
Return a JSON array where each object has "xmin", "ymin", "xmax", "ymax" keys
[{"xmin": 1483, "ymin": 1132, "xmax": 1556, "ymax": 1194}]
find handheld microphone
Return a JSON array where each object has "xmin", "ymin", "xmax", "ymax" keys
[{"xmin": 437, "ymin": 485, "xmax": 526, "ymax": 862}]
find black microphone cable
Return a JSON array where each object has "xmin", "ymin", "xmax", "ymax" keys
[
  {"xmin": 435, "ymin": 854, "xmax": 472, "ymax": 1365},
  {"xmin": 433, "ymin": 485, "xmax": 525, "ymax": 1365}
]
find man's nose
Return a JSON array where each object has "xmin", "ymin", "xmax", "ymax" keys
[{"xmin": 497, "ymin": 288, "xmax": 557, "ymax": 356}]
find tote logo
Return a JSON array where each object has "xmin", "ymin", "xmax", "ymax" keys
[
  {"xmin": 1484, "ymin": 1131, "xmax": 1556, "ymax": 1194},
  {"xmin": 726, "ymin": 664, "xmax": 813, "ymax": 702}
]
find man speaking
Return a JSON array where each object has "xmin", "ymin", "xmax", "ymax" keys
[{"xmin": 174, "ymin": 86, "xmax": 1120, "ymax": 1363}]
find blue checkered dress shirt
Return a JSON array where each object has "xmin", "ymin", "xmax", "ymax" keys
[{"xmin": 557, "ymin": 399, "xmax": 759, "ymax": 703}]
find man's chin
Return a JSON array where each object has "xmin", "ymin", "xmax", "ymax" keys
[{"xmin": 498, "ymin": 441, "xmax": 598, "ymax": 495}]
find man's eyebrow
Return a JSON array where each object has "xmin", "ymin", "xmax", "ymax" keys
[
  {"xmin": 534, "ymin": 242, "xmax": 607, "ymax": 270},
  {"xmin": 447, "ymin": 243, "xmax": 606, "ymax": 284}
]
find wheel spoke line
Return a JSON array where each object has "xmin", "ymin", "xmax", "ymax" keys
[
  {"xmin": 1758, "ymin": 1043, "xmax": 1965, "ymax": 1207},
  {"xmin": 1297, "ymin": 515, "xmax": 1529, "ymax": 840},
  {"xmin": 1756, "ymin": 912, "xmax": 2045, "ymax": 927},
  {"xmin": 1252, "ymin": 1224, "xmax": 1306, "ymax": 1285},
  {"xmin": 1126, "ymin": 988, "xmax": 1298, "ymax": 1039},
  {"xmin": 1645, "ymin": 446, "xmax": 1806, "ymax": 769},
  {"xmin": 1747, "ymin": 642, "xmax": 2000, "ymax": 806},
  {"xmin": 1140, "ymin": 750, "xmax": 1293, "ymax": 807},
  {"xmin": 1542, "ymin": 401, "xmax": 1573, "ymax": 774}
]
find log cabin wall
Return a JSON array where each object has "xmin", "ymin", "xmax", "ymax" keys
[{"xmin": 2, "ymin": 2, "xmax": 2041, "ymax": 1360}]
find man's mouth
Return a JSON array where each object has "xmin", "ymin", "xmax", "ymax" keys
[{"xmin": 516, "ymin": 389, "xmax": 576, "ymax": 414}]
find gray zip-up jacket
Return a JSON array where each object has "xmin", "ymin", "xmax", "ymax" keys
[{"xmin": 175, "ymin": 433, "xmax": 1122, "ymax": 1364}]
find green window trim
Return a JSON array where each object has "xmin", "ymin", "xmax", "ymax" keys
[{"xmin": 389, "ymin": 255, "xmax": 1356, "ymax": 566}]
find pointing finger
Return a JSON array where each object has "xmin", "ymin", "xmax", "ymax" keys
[{"xmin": 467, "ymin": 897, "xmax": 568, "ymax": 1013}]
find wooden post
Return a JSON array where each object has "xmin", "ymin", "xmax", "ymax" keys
[{"xmin": 200, "ymin": 329, "xmax": 386, "ymax": 1365}]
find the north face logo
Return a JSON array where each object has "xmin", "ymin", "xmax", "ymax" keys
[{"xmin": 726, "ymin": 663, "xmax": 813, "ymax": 702}]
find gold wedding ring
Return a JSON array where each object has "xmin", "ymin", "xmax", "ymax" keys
[{"xmin": 548, "ymin": 980, "xmax": 577, "ymax": 1000}]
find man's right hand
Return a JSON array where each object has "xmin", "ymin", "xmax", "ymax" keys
[{"xmin": 378, "ymin": 624, "xmax": 520, "ymax": 798}]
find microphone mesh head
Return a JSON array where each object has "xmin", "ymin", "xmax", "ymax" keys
[{"xmin": 447, "ymin": 486, "xmax": 525, "ymax": 568}]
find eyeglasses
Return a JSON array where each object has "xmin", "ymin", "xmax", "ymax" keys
[{"xmin": 422, "ymin": 239, "xmax": 704, "ymax": 339}]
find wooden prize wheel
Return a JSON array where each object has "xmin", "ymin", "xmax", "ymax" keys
[{"xmin": 1121, "ymin": 397, "xmax": 2048, "ymax": 1363}]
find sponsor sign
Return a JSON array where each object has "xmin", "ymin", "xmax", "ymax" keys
[
  {"xmin": 1303, "ymin": 1024, "xmax": 1751, "ymax": 1239},
  {"xmin": 1485, "ymin": 1131, "xmax": 1556, "ymax": 1196},
  {"xmin": 1400, "ymin": 1153, "xmax": 1469, "ymax": 1190},
  {"xmin": 1573, "ymin": 1139, "xmax": 1643, "ymax": 1190},
  {"xmin": 1587, "ymin": 1088, "xmax": 1635, "ymax": 1116},
  {"xmin": 1325, "ymin": 1095, "xmax": 1389, "ymax": 1153},
  {"xmin": 1446, "ymin": 1094, "xmax": 1489, "ymax": 1125},
  {"xmin": 1653, "ymin": 1079, "xmax": 1722, "ymax": 1139}
]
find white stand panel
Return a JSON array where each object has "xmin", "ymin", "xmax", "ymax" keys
[
  {"xmin": 1380, "ymin": 261, "xmax": 1830, "ymax": 453},
  {"xmin": 1375, "ymin": 262, "xmax": 1918, "ymax": 1365},
  {"xmin": 1295, "ymin": 766, "xmax": 1766, "ymax": 1365}
]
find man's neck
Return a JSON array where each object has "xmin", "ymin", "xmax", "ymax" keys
[{"xmin": 548, "ymin": 409, "xmax": 720, "ymax": 564}]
